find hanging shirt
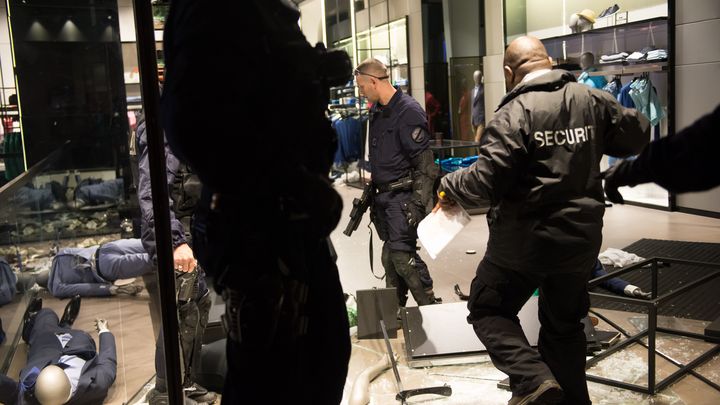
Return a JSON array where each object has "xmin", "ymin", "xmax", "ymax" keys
[
  {"xmin": 629, "ymin": 78, "xmax": 665, "ymax": 126},
  {"xmin": 602, "ymin": 78, "xmax": 622, "ymax": 98},
  {"xmin": 617, "ymin": 81, "xmax": 636, "ymax": 109},
  {"xmin": 332, "ymin": 116, "xmax": 364, "ymax": 166}
]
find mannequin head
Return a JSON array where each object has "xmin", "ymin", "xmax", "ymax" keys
[
  {"xmin": 35, "ymin": 365, "xmax": 71, "ymax": 405},
  {"xmin": 580, "ymin": 52, "xmax": 595, "ymax": 71},
  {"xmin": 354, "ymin": 58, "xmax": 395, "ymax": 105},
  {"xmin": 569, "ymin": 9, "xmax": 595, "ymax": 33},
  {"xmin": 473, "ymin": 70, "xmax": 483, "ymax": 86},
  {"xmin": 503, "ymin": 36, "xmax": 553, "ymax": 90}
]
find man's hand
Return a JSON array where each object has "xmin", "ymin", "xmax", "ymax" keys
[
  {"xmin": 432, "ymin": 191, "xmax": 457, "ymax": 213},
  {"xmin": 600, "ymin": 164, "xmax": 625, "ymax": 204},
  {"xmin": 95, "ymin": 319, "xmax": 110, "ymax": 334},
  {"xmin": 173, "ymin": 243, "xmax": 196, "ymax": 272}
]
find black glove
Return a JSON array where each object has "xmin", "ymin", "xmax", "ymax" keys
[{"xmin": 600, "ymin": 162, "xmax": 630, "ymax": 204}]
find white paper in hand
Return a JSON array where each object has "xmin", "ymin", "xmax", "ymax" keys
[{"xmin": 418, "ymin": 204, "xmax": 471, "ymax": 259}]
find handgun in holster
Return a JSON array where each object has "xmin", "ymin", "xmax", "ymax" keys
[
  {"xmin": 343, "ymin": 181, "xmax": 374, "ymax": 237},
  {"xmin": 175, "ymin": 267, "xmax": 199, "ymax": 302}
]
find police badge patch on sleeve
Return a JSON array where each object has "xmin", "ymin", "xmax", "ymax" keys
[{"xmin": 411, "ymin": 127, "xmax": 427, "ymax": 143}]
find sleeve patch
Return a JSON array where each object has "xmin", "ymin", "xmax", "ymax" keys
[{"xmin": 411, "ymin": 127, "xmax": 427, "ymax": 143}]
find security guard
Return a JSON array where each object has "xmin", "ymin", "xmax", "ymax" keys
[
  {"xmin": 355, "ymin": 58, "xmax": 439, "ymax": 307},
  {"xmin": 438, "ymin": 37, "xmax": 649, "ymax": 405}
]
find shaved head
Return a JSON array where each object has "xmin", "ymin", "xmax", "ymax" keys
[
  {"xmin": 503, "ymin": 36, "xmax": 552, "ymax": 90},
  {"xmin": 356, "ymin": 58, "xmax": 389, "ymax": 79},
  {"xmin": 354, "ymin": 57, "xmax": 395, "ymax": 104}
]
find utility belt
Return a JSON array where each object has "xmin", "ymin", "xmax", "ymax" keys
[{"xmin": 374, "ymin": 175, "xmax": 413, "ymax": 194}]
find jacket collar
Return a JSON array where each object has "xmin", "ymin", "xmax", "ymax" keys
[{"xmin": 496, "ymin": 69, "xmax": 576, "ymax": 111}]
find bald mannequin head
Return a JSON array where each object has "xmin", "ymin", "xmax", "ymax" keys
[
  {"xmin": 354, "ymin": 58, "xmax": 396, "ymax": 105},
  {"xmin": 503, "ymin": 36, "xmax": 552, "ymax": 90},
  {"xmin": 35, "ymin": 365, "xmax": 71, "ymax": 405},
  {"xmin": 473, "ymin": 70, "xmax": 483, "ymax": 86}
]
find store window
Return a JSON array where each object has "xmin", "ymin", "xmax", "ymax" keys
[
  {"xmin": 422, "ymin": 0, "xmax": 485, "ymax": 149},
  {"xmin": 503, "ymin": 0, "xmax": 671, "ymax": 208},
  {"xmin": 0, "ymin": 0, "xmax": 196, "ymax": 403}
]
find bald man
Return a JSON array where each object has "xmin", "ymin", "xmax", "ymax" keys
[
  {"xmin": 354, "ymin": 58, "xmax": 440, "ymax": 307},
  {"xmin": 437, "ymin": 36, "xmax": 650, "ymax": 405}
]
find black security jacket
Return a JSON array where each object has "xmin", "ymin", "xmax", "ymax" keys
[{"xmin": 440, "ymin": 70, "xmax": 650, "ymax": 273}]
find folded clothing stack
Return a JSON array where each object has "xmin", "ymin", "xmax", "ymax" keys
[
  {"xmin": 646, "ymin": 49, "xmax": 668, "ymax": 61},
  {"xmin": 600, "ymin": 52, "xmax": 629, "ymax": 63},
  {"xmin": 626, "ymin": 51, "xmax": 646, "ymax": 62}
]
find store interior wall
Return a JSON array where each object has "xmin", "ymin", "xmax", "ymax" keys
[
  {"xmin": 483, "ymin": 0, "xmax": 505, "ymax": 124},
  {"xmin": 441, "ymin": 0, "xmax": 483, "ymax": 59},
  {"xmin": 674, "ymin": 0, "xmax": 720, "ymax": 214},
  {"xmin": 506, "ymin": 0, "xmax": 667, "ymax": 40},
  {"xmin": 0, "ymin": 6, "xmax": 15, "ymax": 104},
  {"xmin": 300, "ymin": 0, "xmax": 324, "ymax": 45}
]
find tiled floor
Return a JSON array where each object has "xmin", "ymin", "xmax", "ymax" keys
[{"xmin": 331, "ymin": 183, "xmax": 720, "ymax": 405}]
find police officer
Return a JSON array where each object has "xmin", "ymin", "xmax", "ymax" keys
[
  {"xmin": 161, "ymin": 1, "xmax": 352, "ymax": 403},
  {"xmin": 136, "ymin": 115, "xmax": 215, "ymax": 405},
  {"xmin": 355, "ymin": 58, "xmax": 440, "ymax": 307},
  {"xmin": 437, "ymin": 37, "xmax": 649, "ymax": 405}
]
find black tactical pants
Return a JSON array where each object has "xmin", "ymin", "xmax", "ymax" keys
[
  {"xmin": 155, "ymin": 270, "xmax": 210, "ymax": 390},
  {"xmin": 467, "ymin": 258, "xmax": 591, "ymax": 405},
  {"xmin": 373, "ymin": 190, "xmax": 435, "ymax": 306},
  {"xmin": 381, "ymin": 244, "xmax": 433, "ymax": 306}
]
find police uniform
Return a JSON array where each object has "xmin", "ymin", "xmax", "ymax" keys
[
  {"xmin": 369, "ymin": 88, "xmax": 438, "ymax": 306},
  {"xmin": 440, "ymin": 70, "xmax": 649, "ymax": 404},
  {"xmin": 136, "ymin": 118, "xmax": 214, "ymax": 405}
]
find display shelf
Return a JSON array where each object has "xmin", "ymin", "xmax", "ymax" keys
[
  {"xmin": 588, "ymin": 61, "xmax": 668, "ymax": 76},
  {"xmin": 542, "ymin": 16, "xmax": 668, "ymax": 42}
]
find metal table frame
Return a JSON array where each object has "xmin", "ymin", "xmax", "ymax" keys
[{"xmin": 586, "ymin": 257, "xmax": 720, "ymax": 394}]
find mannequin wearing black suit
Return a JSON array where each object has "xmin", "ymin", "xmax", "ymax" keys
[{"xmin": 0, "ymin": 309, "xmax": 116, "ymax": 405}]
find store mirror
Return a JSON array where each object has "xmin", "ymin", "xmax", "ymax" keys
[{"xmin": 0, "ymin": 0, "xmax": 164, "ymax": 402}]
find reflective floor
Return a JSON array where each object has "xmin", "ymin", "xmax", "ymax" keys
[{"xmin": 332, "ymin": 184, "xmax": 720, "ymax": 405}]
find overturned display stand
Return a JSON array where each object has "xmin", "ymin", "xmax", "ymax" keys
[
  {"xmin": 586, "ymin": 257, "xmax": 720, "ymax": 394},
  {"xmin": 400, "ymin": 300, "xmax": 541, "ymax": 368}
]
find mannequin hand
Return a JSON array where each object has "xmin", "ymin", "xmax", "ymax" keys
[
  {"xmin": 632, "ymin": 288, "xmax": 652, "ymax": 300},
  {"xmin": 173, "ymin": 243, "xmax": 196, "ymax": 273},
  {"xmin": 95, "ymin": 319, "xmax": 110, "ymax": 333}
]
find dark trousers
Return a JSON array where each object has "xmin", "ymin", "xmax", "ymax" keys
[
  {"xmin": 221, "ymin": 239, "xmax": 350, "ymax": 405},
  {"xmin": 155, "ymin": 270, "xmax": 209, "ymax": 388},
  {"xmin": 382, "ymin": 244, "xmax": 433, "ymax": 306},
  {"xmin": 467, "ymin": 258, "xmax": 591, "ymax": 405},
  {"xmin": 373, "ymin": 191, "xmax": 435, "ymax": 306}
]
